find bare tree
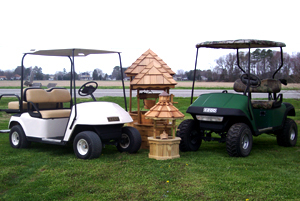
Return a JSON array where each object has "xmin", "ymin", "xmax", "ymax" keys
[
  {"xmin": 93, "ymin": 68, "xmax": 104, "ymax": 80},
  {"xmin": 290, "ymin": 53, "xmax": 300, "ymax": 82},
  {"xmin": 176, "ymin": 69, "xmax": 185, "ymax": 80}
]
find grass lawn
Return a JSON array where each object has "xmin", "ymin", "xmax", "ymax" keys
[{"xmin": 0, "ymin": 97, "xmax": 299, "ymax": 200}]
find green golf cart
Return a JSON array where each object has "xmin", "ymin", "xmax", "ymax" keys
[{"xmin": 177, "ymin": 39, "xmax": 297, "ymax": 157}]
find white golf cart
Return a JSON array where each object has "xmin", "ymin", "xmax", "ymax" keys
[{"xmin": 0, "ymin": 49, "xmax": 141, "ymax": 159}]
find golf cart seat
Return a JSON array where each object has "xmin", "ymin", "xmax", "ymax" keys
[
  {"xmin": 7, "ymin": 88, "xmax": 29, "ymax": 111},
  {"xmin": 8, "ymin": 100, "xmax": 58, "ymax": 111},
  {"xmin": 8, "ymin": 88, "xmax": 59, "ymax": 111},
  {"xmin": 24, "ymin": 88, "xmax": 71, "ymax": 118},
  {"xmin": 234, "ymin": 78, "xmax": 282, "ymax": 109},
  {"xmin": 8, "ymin": 88, "xmax": 65, "ymax": 110},
  {"xmin": 8, "ymin": 101, "xmax": 28, "ymax": 110},
  {"xmin": 234, "ymin": 78, "xmax": 281, "ymax": 93}
]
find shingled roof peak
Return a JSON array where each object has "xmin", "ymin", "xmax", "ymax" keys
[
  {"xmin": 144, "ymin": 92, "xmax": 184, "ymax": 119},
  {"xmin": 159, "ymin": 91, "xmax": 170, "ymax": 97},
  {"xmin": 125, "ymin": 49, "xmax": 175, "ymax": 76},
  {"xmin": 142, "ymin": 49, "xmax": 157, "ymax": 57},
  {"xmin": 131, "ymin": 63, "xmax": 177, "ymax": 86}
]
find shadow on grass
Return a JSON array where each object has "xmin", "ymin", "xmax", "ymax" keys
[{"xmin": 26, "ymin": 142, "xmax": 149, "ymax": 160}]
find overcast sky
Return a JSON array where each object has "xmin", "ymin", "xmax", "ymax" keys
[{"xmin": 1, "ymin": 0, "xmax": 299, "ymax": 75}]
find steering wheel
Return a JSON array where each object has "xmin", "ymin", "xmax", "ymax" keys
[
  {"xmin": 78, "ymin": 81, "xmax": 98, "ymax": 97},
  {"xmin": 240, "ymin": 74, "xmax": 261, "ymax": 88}
]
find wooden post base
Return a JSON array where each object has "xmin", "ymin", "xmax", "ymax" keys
[{"xmin": 148, "ymin": 137, "xmax": 181, "ymax": 160}]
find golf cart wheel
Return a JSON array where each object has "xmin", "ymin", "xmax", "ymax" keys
[
  {"xmin": 226, "ymin": 123, "xmax": 253, "ymax": 157},
  {"xmin": 117, "ymin": 126, "xmax": 141, "ymax": 153},
  {"xmin": 9, "ymin": 125, "xmax": 31, "ymax": 148},
  {"xmin": 73, "ymin": 131, "xmax": 102, "ymax": 159},
  {"xmin": 277, "ymin": 118, "xmax": 298, "ymax": 147},
  {"xmin": 176, "ymin": 119, "xmax": 202, "ymax": 152}
]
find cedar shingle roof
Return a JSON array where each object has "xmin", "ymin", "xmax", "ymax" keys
[
  {"xmin": 130, "ymin": 60, "xmax": 177, "ymax": 89},
  {"xmin": 145, "ymin": 91, "xmax": 184, "ymax": 119},
  {"xmin": 125, "ymin": 49, "xmax": 175, "ymax": 77}
]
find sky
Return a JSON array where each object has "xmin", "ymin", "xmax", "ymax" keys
[{"xmin": 1, "ymin": 0, "xmax": 299, "ymax": 75}]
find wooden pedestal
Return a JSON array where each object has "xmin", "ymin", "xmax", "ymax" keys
[
  {"xmin": 128, "ymin": 111, "xmax": 171, "ymax": 149},
  {"xmin": 148, "ymin": 137, "xmax": 181, "ymax": 160}
]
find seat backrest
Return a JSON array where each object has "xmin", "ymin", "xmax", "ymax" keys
[
  {"xmin": 7, "ymin": 88, "xmax": 71, "ymax": 111},
  {"xmin": 24, "ymin": 88, "xmax": 71, "ymax": 104},
  {"xmin": 234, "ymin": 78, "xmax": 281, "ymax": 93}
]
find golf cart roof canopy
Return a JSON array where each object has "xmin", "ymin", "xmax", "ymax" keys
[
  {"xmin": 196, "ymin": 39, "xmax": 286, "ymax": 49},
  {"xmin": 26, "ymin": 48, "xmax": 120, "ymax": 57}
]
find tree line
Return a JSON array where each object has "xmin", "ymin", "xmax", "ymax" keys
[
  {"xmin": 1, "ymin": 49, "xmax": 300, "ymax": 82},
  {"xmin": 176, "ymin": 50, "xmax": 300, "ymax": 83},
  {"xmin": 0, "ymin": 66, "xmax": 126, "ymax": 81},
  {"xmin": 91, "ymin": 66, "xmax": 126, "ymax": 80}
]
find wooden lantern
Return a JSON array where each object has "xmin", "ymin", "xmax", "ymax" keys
[{"xmin": 145, "ymin": 92, "xmax": 184, "ymax": 160}]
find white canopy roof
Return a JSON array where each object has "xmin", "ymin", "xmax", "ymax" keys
[{"xmin": 26, "ymin": 48, "xmax": 120, "ymax": 57}]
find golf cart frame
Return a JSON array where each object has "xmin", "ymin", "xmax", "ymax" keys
[
  {"xmin": 4, "ymin": 49, "xmax": 127, "ymax": 115},
  {"xmin": 177, "ymin": 39, "xmax": 297, "ymax": 157},
  {"xmin": 0, "ymin": 49, "xmax": 141, "ymax": 159},
  {"xmin": 191, "ymin": 39, "xmax": 285, "ymax": 105}
]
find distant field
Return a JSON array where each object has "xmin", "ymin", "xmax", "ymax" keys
[{"xmin": 0, "ymin": 80, "xmax": 299, "ymax": 89}]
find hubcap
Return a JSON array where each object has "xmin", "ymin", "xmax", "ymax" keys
[
  {"xmin": 77, "ymin": 139, "xmax": 89, "ymax": 155},
  {"xmin": 120, "ymin": 133, "xmax": 130, "ymax": 149},
  {"xmin": 290, "ymin": 128, "xmax": 296, "ymax": 141},
  {"xmin": 11, "ymin": 131, "xmax": 20, "ymax": 146},
  {"xmin": 241, "ymin": 133, "xmax": 250, "ymax": 150}
]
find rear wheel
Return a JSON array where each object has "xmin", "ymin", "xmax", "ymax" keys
[
  {"xmin": 226, "ymin": 123, "xmax": 253, "ymax": 157},
  {"xmin": 276, "ymin": 118, "xmax": 298, "ymax": 147},
  {"xmin": 9, "ymin": 125, "xmax": 31, "ymax": 148},
  {"xmin": 117, "ymin": 127, "xmax": 141, "ymax": 153},
  {"xmin": 73, "ymin": 131, "xmax": 102, "ymax": 159},
  {"xmin": 176, "ymin": 119, "xmax": 202, "ymax": 152}
]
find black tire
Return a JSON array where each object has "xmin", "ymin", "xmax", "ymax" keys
[
  {"xmin": 73, "ymin": 131, "xmax": 102, "ymax": 159},
  {"xmin": 9, "ymin": 125, "xmax": 31, "ymax": 148},
  {"xmin": 226, "ymin": 123, "xmax": 253, "ymax": 157},
  {"xmin": 176, "ymin": 119, "xmax": 202, "ymax": 152},
  {"xmin": 277, "ymin": 118, "xmax": 298, "ymax": 147},
  {"xmin": 275, "ymin": 130, "xmax": 285, "ymax": 146},
  {"xmin": 117, "ymin": 127, "xmax": 141, "ymax": 153}
]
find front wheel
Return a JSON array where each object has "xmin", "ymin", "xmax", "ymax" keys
[
  {"xmin": 226, "ymin": 123, "xmax": 253, "ymax": 157},
  {"xmin": 176, "ymin": 119, "xmax": 202, "ymax": 152},
  {"xmin": 117, "ymin": 127, "xmax": 141, "ymax": 153},
  {"xmin": 73, "ymin": 131, "xmax": 102, "ymax": 159},
  {"xmin": 276, "ymin": 118, "xmax": 298, "ymax": 147},
  {"xmin": 9, "ymin": 125, "xmax": 31, "ymax": 148}
]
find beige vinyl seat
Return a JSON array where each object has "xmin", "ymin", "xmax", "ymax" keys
[
  {"xmin": 8, "ymin": 101, "xmax": 28, "ymax": 110},
  {"xmin": 8, "ymin": 88, "xmax": 59, "ymax": 111},
  {"xmin": 23, "ymin": 88, "xmax": 71, "ymax": 119},
  {"xmin": 8, "ymin": 101, "xmax": 58, "ymax": 110}
]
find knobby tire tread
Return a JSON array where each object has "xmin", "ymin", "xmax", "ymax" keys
[{"xmin": 176, "ymin": 119, "xmax": 201, "ymax": 152}]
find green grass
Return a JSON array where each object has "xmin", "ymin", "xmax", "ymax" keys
[{"xmin": 0, "ymin": 97, "xmax": 299, "ymax": 200}]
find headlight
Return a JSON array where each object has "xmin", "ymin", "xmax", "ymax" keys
[{"xmin": 196, "ymin": 115, "xmax": 223, "ymax": 122}]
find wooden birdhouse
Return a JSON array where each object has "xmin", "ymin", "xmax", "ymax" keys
[
  {"xmin": 145, "ymin": 92, "xmax": 184, "ymax": 160},
  {"xmin": 125, "ymin": 49, "xmax": 178, "ymax": 149}
]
